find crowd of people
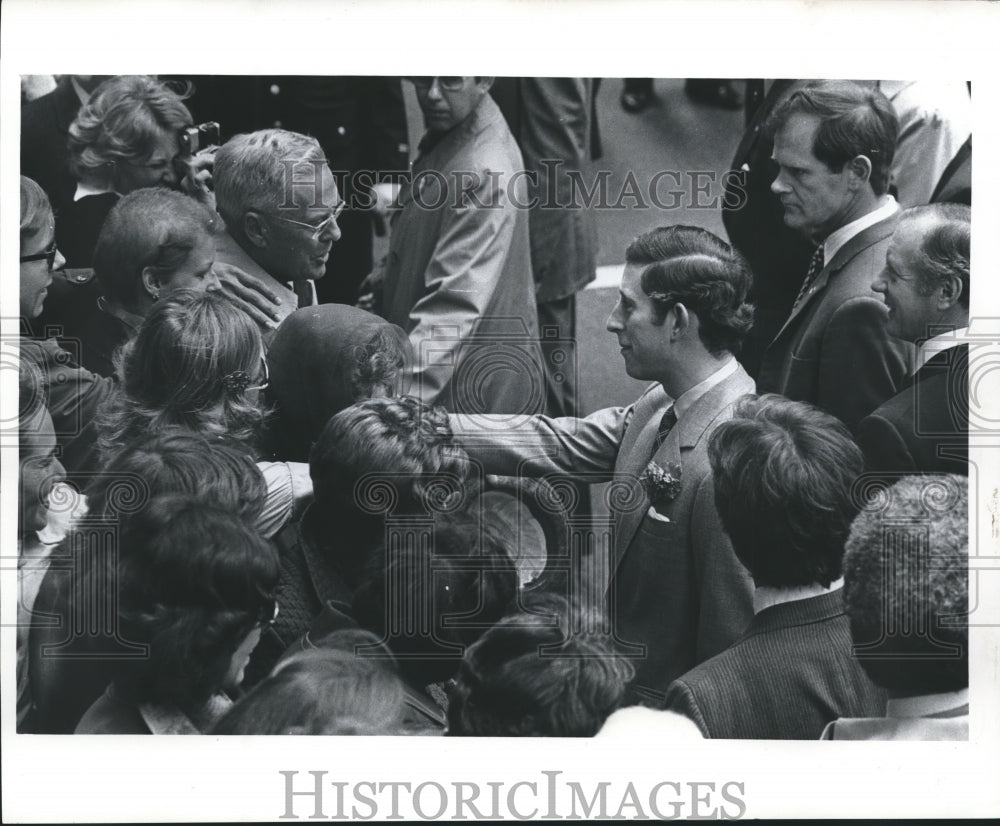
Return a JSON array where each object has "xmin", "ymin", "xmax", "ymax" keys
[{"xmin": 16, "ymin": 75, "xmax": 971, "ymax": 738}]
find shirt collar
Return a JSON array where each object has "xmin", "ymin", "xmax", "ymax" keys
[
  {"xmin": 753, "ymin": 578, "xmax": 844, "ymax": 614},
  {"xmin": 886, "ymin": 688, "xmax": 968, "ymax": 718},
  {"xmin": 823, "ymin": 195, "xmax": 899, "ymax": 265},
  {"xmin": 915, "ymin": 327, "xmax": 967, "ymax": 373},
  {"xmin": 672, "ymin": 357, "xmax": 738, "ymax": 421},
  {"xmin": 74, "ymin": 180, "xmax": 115, "ymax": 202}
]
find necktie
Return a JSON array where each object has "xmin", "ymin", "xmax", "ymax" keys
[
  {"xmin": 654, "ymin": 404, "xmax": 678, "ymax": 451},
  {"xmin": 793, "ymin": 246, "xmax": 824, "ymax": 310}
]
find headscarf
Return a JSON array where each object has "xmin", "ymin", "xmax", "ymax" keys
[{"xmin": 265, "ymin": 305, "xmax": 410, "ymax": 462}]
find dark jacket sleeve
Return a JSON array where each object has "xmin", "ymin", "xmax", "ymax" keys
[{"xmin": 856, "ymin": 412, "xmax": 917, "ymax": 474}]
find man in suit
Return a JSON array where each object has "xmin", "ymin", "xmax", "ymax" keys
[
  {"xmin": 662, "ymin": 395, "xmax": 885, "ymax": 739},
  {"xmin": 455, "ymin": 226, "xmax": 756, "ymax": 704},
  {"xmin": 362, "ymin": 77, "xmax": 541, "ymax": 415},
  {"xmin": 857, "ymin": 203, "xmax": 970, "ymax": 475},
  {"xmin": 823, "ymin": 474, "xmax": 968, "ymax": 740},
  {"xmin": 757, "ymin": 81, "xmax": 913, "ymax": 431}
]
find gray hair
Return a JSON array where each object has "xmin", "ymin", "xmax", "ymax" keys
[
  {"xmin": 899, "ymin": 203, "xmax": 971, "ymax": 310},
  {"xmin": 213, "ymin": 129, "xmax": 327, "ymax": 229}
]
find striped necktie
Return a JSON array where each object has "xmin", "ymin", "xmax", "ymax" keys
[
  {"xmin": 654, "ymin": 404, "xmax": 678, "ymax": 451},
  {"xmin": 793, "ymin": 246, "xmax": 825, "ymax": 310}
]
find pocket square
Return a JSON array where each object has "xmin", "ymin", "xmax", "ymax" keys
[{"xmin": 646, "ymin": 504, "xmax": 672, "ymax": 523}]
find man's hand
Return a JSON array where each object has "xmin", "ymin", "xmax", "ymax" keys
[
  {"xmin": 178, "ymin": 147, "xmax": 217, "ymax": 209},
  {"xmin": 212, "ymin": 262, "xmax": 283, "ymax": 330},
  {"xmin": 370, "ymin": 181, "xmax": 401, "ymax": 237}
]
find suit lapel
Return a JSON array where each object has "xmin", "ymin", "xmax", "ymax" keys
[
  {"xmin": 771, "ymin": 214, "xmax": 899, "ymax": 343},
  {"xmin": 611, "ymin": 367, "xmax": 755, "ymax": 572}
]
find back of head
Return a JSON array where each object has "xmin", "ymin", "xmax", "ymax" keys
[
  {"xmin": 20, "ymin": 175, "xmax": 52, "ymax": 250},
  {"xmin": 309, "ymin": 395, "xmax": 472, "ymax": 517},
  {"xmin": 843, "ymin": 474, "xmax": 968, "ymax": 694},
  {"xmin": 212, "ymin": 631, "xmax": 408, "ymax": 735},
  {"xmin": 115, "ymin": 494, "xmax": 279, "ymax": 708},
  {"xmin": 353, "ymin": 507, "xmax": 520, "ymax": 686},
  {"xmin": 266, "ymin": 305, "xmax": 411, "ymax": 461},
  {"xmin": 899, "ymin": 202, "xmax": 971, "ymax": 311},
  {"xmin": 98, "ymin": 289, "xmax": 265, "ymax": 454},
  {"xmin": 214, "ymin": 129, "xmax": 325, "ymax": 230},
  {"xmin": 448, "ymin": 594, "xmax": 635, "ymax": 737},
  {"xmin": 625, "ymin": 225, "xmax": 754, "ymax": 355},
  {"xmin": 68, "ymin": 75, "xmax": 192, "ymax": 188},
  {"xmin": 768, "ymin": 80, "xmax": 898, "ymax": 196},
  {"xmin": 709, "ymin": 394, "xmax": 864, "ymax": 588},
  {"xmin": 89, "ymin": 428, "xmax": 267, "ymax": 524},
  {"xmin": 93, "ymin": 188, "xmax": 218, "ymax": 305}
]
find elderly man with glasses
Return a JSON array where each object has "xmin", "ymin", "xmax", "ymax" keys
[
  {"xmin": 360, "ymin": 76, "xmax": 542, "ymax": 414},
  {"xmin": 213, "ymin": 128, "xmax": 346, "ymax": 317}
]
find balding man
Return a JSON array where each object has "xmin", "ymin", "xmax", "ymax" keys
[{"xmin": 858, "ymin": 203, "xmax": 970, "ymax": 475}]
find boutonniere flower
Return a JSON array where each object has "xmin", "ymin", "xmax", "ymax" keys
[{"xmin": 639, "ymin": 460, "xmax": 683, "ymax": 514}]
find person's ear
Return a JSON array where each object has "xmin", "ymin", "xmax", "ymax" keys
[
  {"xmin": 140, "ymin": 267, "xmax": 162, "ymax": 300},
  {"xmin": 671, "ymin": 303, "xmax": 691, "ymax": 339},
  {"xmin": 243, "ymin": 211, "xmax": 268, "ymax": 248},
  {"xmin": 847, "ymin": 155, "xmax": 873, "ymax": 189},
  {"xmin": 938, "ymin": 273, "xmax": 964, "ymax": 310}
]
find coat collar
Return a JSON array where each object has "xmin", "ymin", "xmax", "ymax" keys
[
  {"xmin": 612, "ymin": 365, "xmax": 755, "ymax": 568},
  {"xmin": 775, "ymin": 211, "xmax": 900, "ymax": 337}
]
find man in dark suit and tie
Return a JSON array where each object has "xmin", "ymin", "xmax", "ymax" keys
[
  {"xmin": 454, "ymin": 225, "xmax": 756, "ymax": 704},
  {"xmin": 757, "ymin": 81, "xmax": 913, "ymax": 431},
  {"xmin": 662, "ymin": 395, "xmax": 886, "ymax": 739},
  {"xmin": 857, "ymin": 203, "xmax": 970, "ymax": 475}
]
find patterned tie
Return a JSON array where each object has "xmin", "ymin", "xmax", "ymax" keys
[
  {"xmin": 793, "ymin": 245, "xmax": 825, "ymax": 310},
  {"xmin": 654, "ymin": 404, "xmax": 678, "ymax": 451}
]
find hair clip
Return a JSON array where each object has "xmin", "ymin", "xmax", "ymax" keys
[{"xmin": 221, "ymin": 370, "xmax": 252, "ymax": 394}]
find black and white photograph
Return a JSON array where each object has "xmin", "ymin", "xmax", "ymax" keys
[{"xmin": 3, "ymin": 0, "xmax": 999, "ymax": 821}]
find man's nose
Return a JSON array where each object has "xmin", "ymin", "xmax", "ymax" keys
[
  {"xmin": 426, "ymin": 78, "xmax": 444, "ymax": 100},
  {"xmin": 770, "ymin": 172, "xmax": 789, "ymax": 196},
  {"xmin": 319, "ymin": 219, "xmax": 342, "ymax": 244},
  {"xmin": 871, "ymin": 272, "xmax": 888, "ymax": 294},
  {"xmin": 205, "ymin": 269, "xmax": 223, "ymax": 291},
  {"xmin": 606, "ymin": 308, "xmax": 623, "ymax": 333}
]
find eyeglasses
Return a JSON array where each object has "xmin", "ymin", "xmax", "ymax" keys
[
  {"xmin": 265, "ymin": 201, "xmax": 345, "ymax": 241},
  {"xmin": 20, "ymin": 241, "xmax": 59, "ymax": 270},
  {"xmin": 222, "ymin": 352, "xmax": 269, "ymax": 394},
  {"xmin": 257, "ymin": 599, "xmax": 279, "ymax": 629},
  {"xmin": 406, "ymin": 76, "xmax": 466, "ymax": 92}
]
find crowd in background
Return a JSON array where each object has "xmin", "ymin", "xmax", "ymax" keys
[{"xmin": 16, "ymin": 75, "xmax": 971, "ymax": 738}]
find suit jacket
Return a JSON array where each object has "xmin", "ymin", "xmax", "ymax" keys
[
  {"xmin": 723, "ymin": 80, "xmax": 815, "ymax": 379},
  {"xmin": 212, "ymin": 228, "xmax": 301, "ymax": 327},
  {"xmin": 663, "ymin": 589, "xmax": 887, "ymax": 739},
  {"xmin": 380, "ymin": 94, "xmax": 542, "ymax": 414},
  {"xmin": 457, "ymin": 365, "xmax": 757, "ymax": 702},
  {"xmin": 857, "ymin": 345, "xmax": 968, "ymax": 475},
  {"xmin": 757, "ymin": 212, "xmax": 914, "ymax": 431}
]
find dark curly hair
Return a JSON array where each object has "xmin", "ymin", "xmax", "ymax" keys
[
  {"xmin": 88, "ymin": 428, "xmax": 268, "ymax": 525},
  {"xmin": 626, "ymin": 225, "xmax": 754, "ymax": 355},
  {"xmin": 309, "ymin": 395, "xmax": 473, "ymax": 516},
  {"xmin": 708, "ymin": 394, "xmax": 864, "ymax": 588},
  {"xmin": 447, "ymin": 593, "xmax": 634, "ymax": 737},
  {"xmin": 353, "ymin": 507, "xmax": 520, "ymax": 687},
  {"xmin": 843, "ymin": 474, "xmax": 968, "ymax": 694},
  {"xmin": 112, "ymin": 495, "xmax": 278, "ymax": 710}
]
